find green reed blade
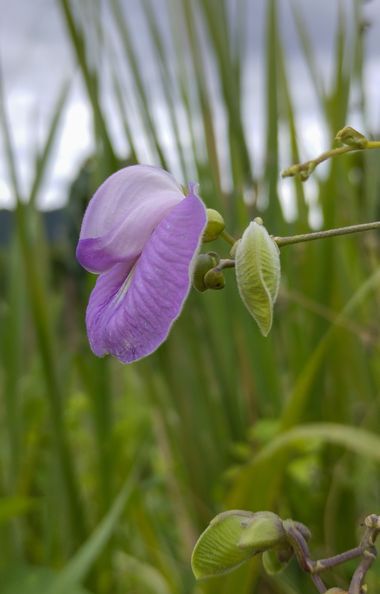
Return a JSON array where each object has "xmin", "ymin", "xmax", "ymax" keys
[{"xmin": 29, "ymin": 82, "xmax": 70, "ymax": 206}]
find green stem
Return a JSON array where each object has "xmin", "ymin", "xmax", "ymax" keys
[
  {"xmin": 215, "ymin": 222, "xmax": 380, "ymax": 267},
  {"xmin": 220, "ymin": 229, "xmax": 237, "ymax": 246},
  {"xmin": 282, "ymin": 139, "xmax": 380, "ymax": 180},
  {"xmin": 273, "ymin": 220, "xmax": 380, "ymax": 248}
]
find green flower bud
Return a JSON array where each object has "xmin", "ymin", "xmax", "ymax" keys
[
  {"xmin": 192, "ymin": 253, "xmax": 219, "ymax": 292},
  {"xmin": 229, "ymin": 239, "xmax": 240, "ymax": 258},
  {"xmin": 235, "ymin": 220, "xmax": 281, "ymax": 336},
  {"xmin": 203, "ymin": 209, "xmax": 225, "ymax": 242},
  {"xmin": 191, "ymin": 510, "xmax": 286, "ymax": 580},
  {"xmin": 335, "ymin": 126, "xmax": 368, "ymax": 149},
  {"xmin": 203, "ymin": 268, "xmax": 225, "ymax": 290},
  {"xmin": 237, "ymin": 511, "xmax": 285, "ymax": 549},
  {"xmin": 282, "ymin": 163, "xmax": 315, "ymax": 181},
  {"xmin": 298, "ymin": 162, "xmax": 316, "ymax": 181}
]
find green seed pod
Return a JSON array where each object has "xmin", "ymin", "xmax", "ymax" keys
[
  {"xmin": 235, "ymin": 219, "xmax": 281, "ymax": 336},
  {"xmin": 192, "ymin": 253, "xmax": 219, "ymax": 292},
  {"xmin": 191, "ymin": 510, "xmax": 286, "ymax": 580},
  {"xmin": 335, "ymin": 126, "xmax": 368, "ymax": 149},
  {"xmin": 202, "ymin": 209, "xmax": 225, "ymax": 242},
  {"xmin": 203, "ymin": 268, "xmax": 225, "ymax": 290}
]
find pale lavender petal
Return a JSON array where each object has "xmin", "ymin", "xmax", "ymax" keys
[
  {"xmin": 86, "ymin": 187, "xmax": 206, "ymax": 363},
  {"xmin": 77, "ymin": 164, "xmax": 184, "ymax": 273}
]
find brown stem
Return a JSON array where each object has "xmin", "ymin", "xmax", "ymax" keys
[{"xmin": 348, "ymin": 547, "xmax": 377, "ymax": 594}]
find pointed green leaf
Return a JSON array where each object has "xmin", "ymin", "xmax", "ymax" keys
[
  {"xmin": 191, "ymin": 510, "xmax": 283, "ymax": 580},
  {"xmin": 235, "ymin": 220, "xmax": 281, "ymax": 336}
]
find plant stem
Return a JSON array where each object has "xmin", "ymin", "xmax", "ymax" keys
[
  {"xmin": 273, "ymin": 221, "xmax": 380, "ymax": 248},
  {"xmin": 215, "ymin": 258, "xmax": 235, "ymax": 271},
  {"xmin": 214, "ymin": 222, "xmax": 380, "ymax": 267},
  {"xmin": 312, "ymin": 546, "xmax": 364, "ymax": 573},
  {"xmin": 348, "ymin": 547, "xmax": 377, "ymax": 594},
  {"xmin": 220, "ymin": 229, "xmax": 237, "ymax": 246},
  {"xmin": 283, "ymin": 522, "xmax": 327, "ymax": 592},
  {"xmin": 285, "ymin": 515, "xmax": 380, "ymax": 593},
  {"xmin": 282, "ymin": 140, "xmax": 380, "ymax": 180}
]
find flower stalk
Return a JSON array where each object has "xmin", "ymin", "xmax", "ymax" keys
[
  {"xmin": 203, "ymin": 221, "xmax": 380, "ymax": 277},
  {"xmin": 273, "ymin": 220, "xmax": 380, "ymax": 248},
  {"xmin": 284, "ymin": 514, "xmax": 380, "ymax": 594},
  {"xmin": 282, "ymin": 126, "xmax": 380, "ymax": 181},
  {"xmin": 220, "ymin": 228, "xmax": 237, "ymax": 246}
]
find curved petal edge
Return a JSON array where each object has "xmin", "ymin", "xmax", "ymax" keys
[
  {"xmin": 77, "ymin": 165, "xmax": 184, "ymax": 273},
  {"xmin": 86, "ymin": 188, "xmax": 207, "ymax": 363}
]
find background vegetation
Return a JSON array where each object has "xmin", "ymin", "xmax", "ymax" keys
[{"xmin": 1, "ymin": 1, "xmax": 380, "ymax": 593}]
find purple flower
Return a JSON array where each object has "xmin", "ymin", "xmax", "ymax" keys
[{"xmin": 76, "ymin": 165, "xmax": 206, "ymax": 364}]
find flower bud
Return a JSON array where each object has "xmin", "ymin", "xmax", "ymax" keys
[
  {"xmin": 237, "ymin": 511, "xmax": 285, "ymax": 549},
  {"xmin": 229, "ymin": 239, "xmax": 240, "ymax": 258},
  {"xmin": 191, "ymin": 510, "xmax": 286, "ymax": 580},
  {"xmin": 364, "ymin": 514, "xmax": 380, "ymax": 529},
  {"xmin": 235, "ymin": 220, "xmax": 281, "ymax": 336},
  {"xmin": 192, "ymin": 253, "xmax": 219, "ymax": 292},
  {"xmin": 298, "ymin": 162, "xmax": 316, "ymax": 181},
  {"xmin": 202, "ymin": 209, "xmax": 225, "ymax": 242},
  {"xmin": 335, "ymin": 126, "xmax": 368, "ymax": 149},
  {"xmin": 203, "ymin": 268, "xmax": 225, "ymax": 290}
]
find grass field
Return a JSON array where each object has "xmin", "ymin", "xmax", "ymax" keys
[{"xmin": 1, "ymin": 1, "xmax": 380, "ymax": 593}]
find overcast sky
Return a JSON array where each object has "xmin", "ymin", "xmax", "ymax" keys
[{"xmin": 1, "ymin": 0, "xmax": 380, "ymax": 210}]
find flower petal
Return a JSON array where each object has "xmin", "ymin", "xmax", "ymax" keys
[
  {"xmin": 86, "ymin": 187, "xmax": 206, "ymax": 363},
  {"xmin": 77, "ymin": 164, "xmax": 184, "ymax": 273}
]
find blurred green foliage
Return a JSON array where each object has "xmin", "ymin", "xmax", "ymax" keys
[{"xmin": 1, "ymin": 1, "xmax": 380, "ymax": 593}]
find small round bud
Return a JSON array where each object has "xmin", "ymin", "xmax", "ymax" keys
[
  {"xmin": 335, "ymin": 126, "xmax": 368, "ymax": 149},
  {"xmin": 299, "ymin": 162, "xmax": 316, "ymax": 181},
  {"xmin": 364, "ymin": 514, "xmax": 380, "ymax": 529},
  {"xmin": 192, "ymin": 253, "xmax": 219, "ymax": 292},
  {"xmin": 202, "ymin": 209, "xmax": 225, "ymax": 242},
  {"xmin": 204, "ymin": 268, "xmax": 225, "ymax": 290}
]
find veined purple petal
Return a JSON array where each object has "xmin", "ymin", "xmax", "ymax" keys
[
  {"xmin": 77, "ymin": 165, "xmax": 184, "ymax": 273},
  {"xmin": 86, "ymin": 187, "xmax": 206, "ymax": 363}
]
